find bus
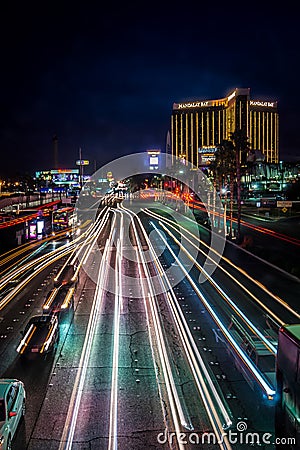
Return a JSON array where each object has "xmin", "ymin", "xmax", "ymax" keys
[
  {"xmin": 275, "ymin": 324, "xmax": 300, "ymax": 449},
  {"xmin": 52, "ymin": 207, "xmax": 76, "ymax": 231}
]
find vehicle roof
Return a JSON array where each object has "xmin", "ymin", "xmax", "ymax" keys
[
  {"xmin": 28, "ymin": 315, "xmax": 56, "ymax": 324},
  {"xmin": 0, "ymin": 379, "xmax": 20, "ymax": 398}
]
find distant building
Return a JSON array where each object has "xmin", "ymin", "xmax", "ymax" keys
[{"xmin": 171, "ymin": 88, "xmax": 279, "ymax": 167}]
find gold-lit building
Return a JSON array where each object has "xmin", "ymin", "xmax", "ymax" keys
[{"xmin": 171, "ymin": 88, "xmax": 279, "ymax": 167}]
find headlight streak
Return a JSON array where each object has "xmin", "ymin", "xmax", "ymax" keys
[
  {"xmin": 150, "ymin": 221, "xmax": 276, "ymax": 399},
  {"xmin": 0, "ymin": 241, "xmax": 49, "ymax": 273},
  {"xmin": 133, "ymin": 218, "xmax": 234, "ymax": 429},
  {"xmin": 158, "ymin": 221, "xmax": 277, "ymax": 355},
  {"xmin": 0, "ymin": 229, "xmax": 69, "ymax": 270},
  {"xmin": 0, "ymin": 212, "xmax": 108, "ymax": 311},
  {"xmin": 81, "ymin": 209, "xmax": 111, "ymax": 266},
  {"xmin": 43, "ymin": 287, "xmax": 60, "ymax": 310},
  {"xmin": 143, "ymin": 208, "xmax": 300, "ymax": 324},
  {"xmin": 108, "ymin": 213, "xmax": 123, "ymax": 450},
  {"xmin": 0, "ymin": 237, "xmax": 80, "ymax": 290},
  {"xmin": 134, "ymin": 230, "xmax": 174, "ymax": 446},
  {"xmin": 58, "ymin": 213, "xmax": 117, "ymax": 450},
  {"xmin": 41, "ymin": 320, "xmax": 58, "ymax": 353},
  {"xmin": 0, "ymin": 247, "xmax": 75, "ymax": 311},
  {"xmin": 61, "ymin": 287, "xmax": 75, "ymax": 310},
  {"xmin": 0, "ymin": 216, "xmax": 95, "ymax": 283},
  {"xmin": 16, "ymin": 324, "xmax": 36, "ymax": 354},
  {"xmin": 125, "ymin": 208, "xmax": 233, "ymax": 448},
  {"xmin": 120, "ymin": 208, "xmax": 193, "ymax": 443},
  {"xmin": 118, "ymin": 205, "xmax": 175, "ymax": 447}
]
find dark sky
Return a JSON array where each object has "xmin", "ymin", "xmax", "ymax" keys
[{"xmin": 1, "ymin": 2, "xmax": 299, "ymax": 178}]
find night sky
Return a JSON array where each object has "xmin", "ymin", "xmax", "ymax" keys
[{"xmin": 1, "ymin": 3, "xmax": 299, "ymax": 178}]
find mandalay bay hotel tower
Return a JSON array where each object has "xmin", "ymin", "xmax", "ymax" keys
[{"xmin": 171, "ymin": 88, "xmax": 279, "ymax": 167}]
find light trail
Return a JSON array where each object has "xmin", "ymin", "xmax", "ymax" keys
[
  {"xmin": 0, "ymin": 208, "xmax": 110, "ymax": 311},
  {"xmin": 0, "ymin": 246, "xmax": 75, "ymax": 310},
  {"xmin": 59, "ymin": 214, "xmax": 117, "ymax": 450},
  {"xmin": 16, "ymin": 324, "xmax": 36, "ymax": 354},
  {"xmin": 158, "ymin": 220, "xmax": 277, "ymax": 354},
  {"xmin": 108, "ymin": 214, "xmax": 123, "ymax": 450},
  {"xmin": 133, "ymin": 211, "xmax": 233, "ymax": 445},
  {"xmin": 149, "ymin": 220, "xmax": 276, "ymax": 399},
  {"xmin": 143, "ymin": 207, "xmax": 300, "ymax": 323},
  {"xmin": 122, "ymin": 206, "xmax": 233, "ymax": 450},
  {"xmin": 192, "ymin": 200, "xmax": 300, "ymax": 247},
  {"xmin": 0, "ymin": 224, "xmax": 82, "ymax": 273},
  {"xmin": 123, "ymin": 209, "xmax": 188, "ymax": 450}
]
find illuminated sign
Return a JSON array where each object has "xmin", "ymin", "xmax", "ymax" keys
[
  {"xmin": 174, "ymin": 99, "xmax": 228, "ymax": 109},
  {"xmin": 150, "ymin": 156, "xmax": 159, "ymax": 165},
  {"xmin": 148, "ymin": 150, "xmax": 160, "ymax": 170},
  {"xmin": 147, "ymin": 149, "xmax": 160, "ymax": 155},
  {"xmin": 36, "ymin": 169, "xmax": 80, "ymax": 185},
  {"xmin": 250, "ymin": 100, "xmax": 276, "ymax": 108},
  {"xmin": 76, "ymin": 160, "xmax": 90, "ymax": 166},
  {"xmin": 177, "ymin": 101, "xmax": 209, "ymax": 109},
  {"xmin": 29, "ymin": 223, "xmax": 37, "ymax": 239},
  {"xmin": 198, "ymin": 147, "xmax": 218, "ymax": 165},
  {"xmin": 51, "ymin": 169, "xmax": 78, "ymax": 174},
  {"xmin": 37, "ymin": 219, "xmax": 44, "ymax": 235}
]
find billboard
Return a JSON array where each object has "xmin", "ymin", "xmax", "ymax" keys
[
  {"xmin": 198, "ymin": 147, "xmax": 218, "ymax": 165},
  {"xmin": 36, "ymin": 169, "xmax": 80, "ymax": 185}
]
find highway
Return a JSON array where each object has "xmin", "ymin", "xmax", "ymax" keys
[{"xmin": 0, "ymin": 192, "xmax": 299, "ymax": 450}]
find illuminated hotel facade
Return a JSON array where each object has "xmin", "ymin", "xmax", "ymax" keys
[{"xmin": 171, "ymin": 88, "xmax": 279, "ymax": 167}]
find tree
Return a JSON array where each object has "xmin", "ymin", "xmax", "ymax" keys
[
  {"xmin": 216, "ymin": 140, "xmax": 236, "ymax": 237},
  {"xmin": 230, "ymin": 130, "xmax": 251, "ymax": 243}
]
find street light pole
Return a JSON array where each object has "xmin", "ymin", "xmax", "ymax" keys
[{"xmin": 79, "ymin": 147, "xmax": 83, "ymax": 190}]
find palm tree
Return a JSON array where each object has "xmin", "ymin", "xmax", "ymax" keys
[
  {"xmin": 229, "ymin": 129, "xmax": 251, "ymax": 243},
  {"xmin": 213, "ymin": 140, "xmax": 236, "ymax": 237}
]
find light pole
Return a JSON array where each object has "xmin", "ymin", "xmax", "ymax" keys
[
  {"xmin": 76, "ymin": 150, "xmax": 89, "ymax": 193},
  {"xmin": 79, "ymin": 147, "xmax": 83, "ymax": 190}
]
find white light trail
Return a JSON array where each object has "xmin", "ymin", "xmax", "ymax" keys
[
  {"xmin": 59, "ymin": 214, "xmax": 117, "ymax": 450},
  {"xmin": 108, "ymin": 214, "xmax": 123, "ymax": 450},
  {"xmin": 159, "ymin": 221, "xmax": 277, "ymax": 355},
  {"xmin": 143, "ymin": 207, "xmax": 300, "ymax": 323},
  {"xmin": 150, "ymin": 221, "xmax": 276, "ymax": 398},
  {"xmin": 121, "ymin": 207, "xmax": 189, "ymax": 450},
  {"xmin": 130, "ymin": 210, "xmax": 233, "ymax": 448}
]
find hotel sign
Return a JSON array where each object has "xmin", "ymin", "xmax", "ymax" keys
[
  {"xmin": 250, "ymin": 100, "xmax": 276, "ymax": 108},
  {"xmin": 174, "ymin": 98, "xmax": 227, "ymax": 110},
  {"xmin": 177, "ymin": 101, "xmax": 209, "ymax": 109}
]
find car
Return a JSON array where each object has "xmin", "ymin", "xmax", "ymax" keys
[
  {"xmin": 42, "ymin": 285, "xmax": 75, "ymax": 315},
  {"xmin": 16, "ymin": 315, "xmax": 59, "ymax": 359},
  {"xmin": 0, "ymin": 378, "xmax": 26, "ymax": 450}
]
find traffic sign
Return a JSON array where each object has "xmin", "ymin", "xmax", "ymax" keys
[
  {"xmin": 277, "ymin": 200, "xmax": 292, "ymax": 208},
  {"xmin": 76, "ymin": 160, "xmax": 89, "ymax": 166}
]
